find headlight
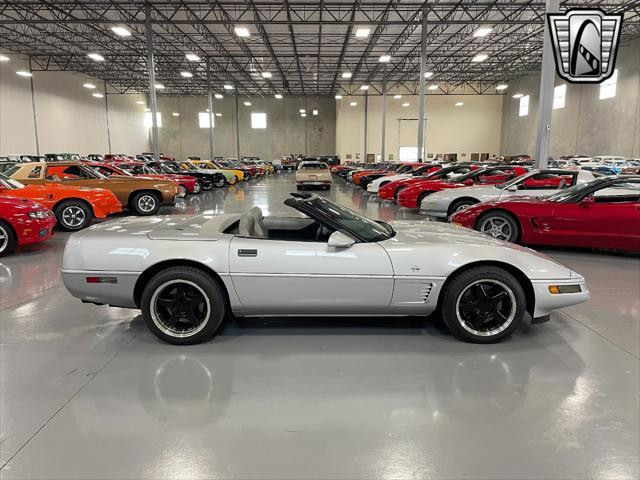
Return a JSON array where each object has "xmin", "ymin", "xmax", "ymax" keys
[{"xmin": 28, "ymin": 210, "xmax": 50, "ymax": 219}]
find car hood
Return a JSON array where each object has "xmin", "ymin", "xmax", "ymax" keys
[
  {"xmin": 388, "ymin": 220, "xmax": 509, "ymax": 247},
  {"xmin": 0, "ymin": 194, "xmax": 43, "ymax": 210}
]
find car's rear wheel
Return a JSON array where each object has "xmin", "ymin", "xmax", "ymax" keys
[
  {"xmin": 449, "ymin": 198, "xmax": 478, "ymax": 216},
  {"xmin": 477, "ymin": 211, "xmax": 520, "ymax": 243},
  {"xmin": 55, "ymin": 200, "xmax": 93, "ymax": 231},
  {"xmin": 141, "ymin": 267, "xmax": 226, "ymax": 345},
  {"xmin": 192, "ymin": 180, "xmax": 202, "ymax": 194},
  {"xmin": 130, "ymin": 192, "xmax": 160, "ymax": 215},
  {"xmin": 0, "ymin": 221, "xmax": 16, "ymax": 257},
  {"xmin": 213, "ymin": 177, "xmax": 225, "ymax": 188},
  {"xmin": 440, "ymin": 266, "xmax": 526, "ymax": 343}
]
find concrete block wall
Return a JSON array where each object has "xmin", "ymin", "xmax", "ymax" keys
[{"xmin": 500, "ymin": 38, "xmax": 640, "ymax": 158}]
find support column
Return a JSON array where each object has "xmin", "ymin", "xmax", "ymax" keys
[
  {"xmin": 363, "ymin": 91, "xmax": 368, "ymax": 161},
  {"xmin": 145, "ymin": 2, "xmax": 160, "ymax": 162},
  {"xmin": 534, "ymin": 0, "xmax": 560, "ymax": 169},
  {"xmin": 104, "ymin": 83, "xmax": 112, "ymax": 154},
  {"xmin": 381, "ymin": 64, "xmax": 387, "ymax": 162},
  {"xmin": 235, "ymin": 82, "xmax": 241, "ymax": 159},
  {"xmin": 207, "ymin": 69, "xmax": 215, "ymax": 160},
  {"xmin": 28, "ymin": 58, "xmax": 39, "ymax": 155},
  {"xmin": 416, "ymin": 6, "xmax": 428, "ymax": 162}
]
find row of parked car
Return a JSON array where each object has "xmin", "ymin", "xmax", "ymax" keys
[
  {"xmin": 0, "ymin": 155, "xmax": 275, "ymax": 257},
  {"xmin": 332, "ymin": 161, "xmax": 640, "ymax": 252}
]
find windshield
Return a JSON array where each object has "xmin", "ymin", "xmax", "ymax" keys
[
  {"xmin": 302, "ymin": 196, "xmax": 393, "ymax": 242},
  {"xmin": 0, "ymin": 173, "xmax": 24, "ymax": 189},
  {"xmin": 546, "ymin": 179, "xmax": 606, "ymax": 202},
  {"xmin": 2, "ymin": 165, "xmax": 21, "ymax": 179},
  {"xmin": 300, "ymin": 163, "xmax": 328, "ymax": 170}
]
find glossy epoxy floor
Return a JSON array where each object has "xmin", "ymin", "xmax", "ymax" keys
[{"xmin": 1, "ymin": 172, "xmax": 639, "ymax": 480}]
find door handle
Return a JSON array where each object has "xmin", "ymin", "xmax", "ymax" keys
[{"xmin": 237, "ymin": 249, "xmax": 258, "ymax": 257}]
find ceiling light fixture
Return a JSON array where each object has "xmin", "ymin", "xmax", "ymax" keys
[
  {"xmin": 341, "ymin": 72, "xmax": 352, "ymax": 79},
  {"xmin": 472, "ymin": 53, "xmax": 489, "ymax": 62},
  {"xmin": 335, "ymin": 94, "xmax": 343, "ymax": 99},
  {"xmin": 215, "ymin": 93, "xmax": 223, "ymax": 99},
  {"xmin": 223, "ymin": 84, "xmax": 234, "ymax": 90},
  {"xmin": 155, "ymin": 83, "xmax": 165, "ymax": 90},
  {"xmin": 0, "ymin": 55, "xmax": 9, "ymax": 62},
  {"xmin": 234, "ymin": 26, "xmax": 250, "ymax": 37},
  {"xmin": 274, "ymin": 94, "xmax": 283, "ymax": 99},
  {"xmin": 512, "ymin": 93, "xmax": 524, "ymax": 99},
  {"xmin": 87, "ymin": 53, "xmax": 105, "ymax": 62},
  {"xmin": 111, "ymin": 26, "xmax": 132, "ymax": 37},
  {"xmin": 215, "ymin": 113, "xmax": 222, "ymax": 117},
  {"xmin": 349, "ymin": 102, "xmax": 357, "ymax": 106},
  {"xmin": 428, "ymin": 84, "xmax": 438, "ymax": 90},
  {"xmin": 355, "ymin": 28, "xmax": 370, "ymax": 38},
  {"xmin": 83, "ymin": 83, "xmax": 96, "ymax": 89},
  {"xmin": 172, "ymin": 112, "xmax": 180, "ymax": 117},
  {"xmin": 180, "ymin": 71, "xmax": 193, "ymax": 78},
  {"xmin": 261, "ymin": 72, "xmax": 272, "ymax": 79},
  {"xmin": 360, "ymin": 85, "xmax": 369, "ymax": 90},
  {"xmin": 455, "ymin": 102, "xmax": 464, "ymax": 106},
  {"xmin": 378, "ymin": 55, "xmax": 391, "ymax": 63},
  {"xmin": 312, "ymin": 109, "xmax": 318, "ymax": 115},
  {"xmin": 402, "ymin": 102, "xmax": 410, "ymax": 107},
  {"xmin": 136, "ymin": 100, "xmax": 146, "ymax": 105},
  {"xmin": 185, "ymin": 53, "xmax": 201, "ymax": 62},
  {"xmin": 301, "ymin": 113, "xmax": 307, "ymax": 117},
  {"xmin": 393, "ymin": 94, "xmax": 402, "ymax": 99},
  {"xmin": 299, "ymin": 109, "xmax": 306, "ymax": 113},
  {"xmin": 496, "ymin": 84, "xmax": 509, "ymax": 90},
  {"xmin": 424, "ymin": 72, "xmax": 433, "ymax": 78},
  {"xmin": 244, "ymin": 101, "xmax": 252, "ymax": 106},
  {"xmin": 92, "ymin": 93, "xmax": 104, "ymax": 98},
  {"xmin": 473, "ymin": 27, "xmax": 493, "ymax": 37},
  {"xmin": 16, "ymin": 70, "xmax": 32, "ymax": 77}
]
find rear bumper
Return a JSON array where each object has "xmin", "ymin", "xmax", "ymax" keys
[
  {"xmin": 61, "ymin": 269, "xmax": 140, "ymax": 308},
  {"xmin": 297, "ymin": 181, "xmax": 332, "ymax": 186}
]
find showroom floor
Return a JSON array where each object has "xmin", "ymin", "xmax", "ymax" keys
[{"xmin": 1, "ymin": 172, "xmax": 638, "ymax": 480}]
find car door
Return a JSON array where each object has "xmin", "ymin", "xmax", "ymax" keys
[{"xmin": 228, "ymin": 236, "xmax": 394, "ymax": 315}]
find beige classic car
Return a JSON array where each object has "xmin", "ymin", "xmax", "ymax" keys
[{"xmin": 295, "ymin": 161, "xmax": 332, "ymax": 190}]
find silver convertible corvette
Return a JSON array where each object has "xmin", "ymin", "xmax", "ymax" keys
[{"xmin": 62, "ymin": 193, "xmax": 589, "ymax": 344}]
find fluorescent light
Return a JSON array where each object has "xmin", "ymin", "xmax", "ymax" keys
[
  {"xmin": 205, "ymin": 109, "xmax": 210, "ymax": 112},
  {"xmin": 496, "ymin": 84, "xmax": 508, "ymax": 90},
  {"xmin": 455, "ymin": 102, "xmax": 464, "ymax": 106},
  {"xmin": 472, "ymin": 53, "xmax": 489, "ymax": 62},
  {"xmin": 244, "ymin": 101, "xmax": 252, "ymax": 106},
  {"xmin": 299, "ymin": 109, "xmax": 306, "ymax": 113},
  {"xmin": 261, "ymin": 72, "xmax": 272, "ymax": 79},
  {"xmin": 185, "ymin": 53, "xmax": 201, "ymax": 62},
  {"xmin": 92, "ymin": 93, "xmax": 104, "ymax": 98},
  {"xmin": 83, "ymin": 83, "xmax": 96, "ymax": 89},
  {"xmin": 428, "ymin": 84, "xmax": 438, "ymax": 90},
  {"xmin": 16, "ymin": 70, "xmax": 32, "ymax": 77},
  {"xmin": 473, "ymin": 27, "xmax": 493, "ymax": 38},
  {"xmin": 355, "ymin": 28, "xmax": 370, "ymax": 38},
  {"xmin": 136, "ymin": 100, "xmax": 146, "ymax": 105},
  {"xmin": 341, "ymin": 72, "xmax": 352, "ymax": 79},
  {"xmin": 235, "ymin": 26, "xmax": 250, "ymax": 37},
  {"xmin": 402, "ymin": 102, "xmax": 410, "ymax": 107},
  {"xmin": 172, "ymin": 112, "xmax": 180, "ymax": 117},
  {"xmin": 378, "ymin": 55, "xmax": 391, "ymax": 63},
  {"xmin": 214, "ymin": 93, "xmax": 223, "ymax": 99},
  {"xmin": 301, "ymin": 113, "xmax": 307, "ymax": 117},
  {"xmin": 360, "ymin": 85, "xmax": 369, "ymax": 91},
  {"xmin": 512, "ymin": 93, "xmax": 524, "ymax": 99},
  {"xmin": 312, "ymin": 109, "xmax": 318, "ymax": 115},
  {"xmin": 349, "ymin": 102, "xmax": 357, "ymax": 106},
  {"xmin": 223, "ymin": 84, "xmax": 234, "ymax": 90},
  {"xmin": 215, "ymin": 113, "xmax": 222, "ymax": 117},
  {"xmin": 111, "ymin": 26, "xmax": 131, "ymax": 37},
  {"xmin": 155, "ymin": 83, "xmax": 165, "ymax": 90},
  {"xmin": 274, "ymin": 94, "xmax": 283, "ymax": 99},
  {"xmin": 393, "ymin": 94, "xmax": 402, "ymax": 99},
  {"xmin": 87, "ymin": 53, "xmax": 105, "ymax": 62},
  {"xmin": 0, "ymin": 55, "xmax": 9, "ymax": 62},
  {"xmin": 180, "ymin": 71, "xmax": 193, "ymax": 78},
  {"xmin": 424, "ymin": 72, "xmax": 433, "ymax": 78},
  {"xmin": 335, "ymin": 94, "xmax": 343, "ymax": 99}
]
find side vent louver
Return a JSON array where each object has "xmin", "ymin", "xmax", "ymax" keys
[{"xmin": 420, "ymin": 283, "xmax": 434, "ymax": 303}]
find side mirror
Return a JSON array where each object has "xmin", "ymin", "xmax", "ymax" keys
[
  {"xmin": 578, "ymin": 194, "xmax": 595, "ymax": 207},
  {"xmin": 328, "ymin": 230, "xmax": 355, "ymax": 249}
]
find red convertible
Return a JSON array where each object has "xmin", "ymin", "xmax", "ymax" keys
[
  {"xmin": 449, "ymin": 175, "xmax": 640, "ymax": 252},
  {"xmin": 396, "ymin": 166, "xmax": 528, "ymax": 208},
  {"xmin": 88, "ymin": 162, "xmax": 200, "ymax": 195},
  {"xmin": 0, "ymin": 195, "xmax": 56, "ymax": 256},
  {"xmin": 378, "ymin": 165, "xmax": 477, "ymax": 201}
]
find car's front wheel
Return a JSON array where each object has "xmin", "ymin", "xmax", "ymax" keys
[
  {"xmin": 448, "ymin": 198, "xmax": 478, "ymax": 216},
  {"xmin": 55, "ymin": 200, "xmax": 93, "ymax": 231},
  {"xmin": 141, "ymin": 267, "xmax": 226, "ymax": 345},
  {"xmin": 130, "ymin": 192, "xmax": 160, "ymax": 215},
  {"xmin": 477, "ymin": 211, "xmax": 520, "ymax": 243},
  {"xmin": 440, "ymin": 266, "xmax": 526, "ymax": 343},
  {"xmin": 192, "ymin": 180, "xmax": 202, "ymax": 194}
]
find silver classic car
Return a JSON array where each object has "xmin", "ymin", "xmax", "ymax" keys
[{"xmin": 61, "ymin": 193, "xmax": 589, "ymax": 344}]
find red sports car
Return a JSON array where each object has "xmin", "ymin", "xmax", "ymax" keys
[
  {"xmin": 396, "ymin": 166, "xmax": 528, "ymax": 208},
  {"xmin": 88, "ymin": 162, "xmax": 200, "ymax": 195},
  {"xmin": 0, "ymin": 195, "xmax": 56, "ymax": 256},
  {"xmin": 378, "ymin": 165, "xmax": 477, "ymax": 201},
  {"xmin": 351, "ymin": 162, "xmax": 422, "ymax": 185},
  {"xmin": 449, "ymin": 175, "xmax": 640, "ymax": 252}
]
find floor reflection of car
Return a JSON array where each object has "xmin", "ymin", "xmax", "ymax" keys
[{"xmin": 62, "ymin": 193, "xmax": 589, "ymax": 345}]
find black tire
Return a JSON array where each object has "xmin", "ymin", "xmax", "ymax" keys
[
  {"xmin": 54, "ymin": 200, "xmax": 93, "ymax": 231},
  {"xmin": 130, "ymin": 191, "xmax": 160, "ymax": 216},
  {"xmin": 448, "ymin": 198, "xmax": 479, "ymax": 217},
  {"xmin": 440, "ymin": 266, "xmax": 526, "ymax": 343},
  {"xmin": 0, "ymin": 220, "xmax": 16, "ymax": 257},
  {"xmin": 141, "ymin": 266, "xmax": 226, "ymax": 345},
  {"xmin": 213, "ymin": 177, "xmax": 225, "ymax": 188},
  {"xmin": 192, "ymin": 180, "xmax": 203, "ymax": 194},
  {"xmin": 476, "ymin": 211, "xmax": 520, "ymax": 243}
]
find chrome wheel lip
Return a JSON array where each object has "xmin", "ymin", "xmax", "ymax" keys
[
  {"xmin": 150, "ymin": 279, "xmax": 211, "ymax": 338},
  {"xmin": 61, "ymin": 205, "xmax": 86, "ymax": 227},
  {"xmin": 479, "ymin": 216, "xmax": 513, "ymax": 241},
  {"xmin": 0, "ymin": 225, "xmax": 9, "ymax": 253},
  {"xmin": 138, "ymin": 195, "xmax": 157, "ymax": 213},
  {"xmin": 455, "ymin": 279, "xmax": 517, "ymax": 337}
]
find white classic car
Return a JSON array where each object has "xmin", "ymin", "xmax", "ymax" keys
[
  {"xmin": 61, "ymin": 193, "xmax": 589, "ymax": 345},
  {"xmin": 420, "ymin": 169, "xmax": 596, "ymax": 218}
]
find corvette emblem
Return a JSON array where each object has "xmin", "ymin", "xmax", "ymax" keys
[{"xmin": 547, "ymin": 8, "xmax": 623, "ymax": 83}]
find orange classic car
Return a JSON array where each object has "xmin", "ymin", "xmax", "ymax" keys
[
  {"xmin": 0, "ymin": 173, "xmax": 121, "ymax": 231},
  {"xmin": 4, "ymin": 162, "xmax": 180, "ymax": 216}
]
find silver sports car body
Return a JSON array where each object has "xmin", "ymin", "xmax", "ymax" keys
[{"xmin": 62, "ymin": 193, "xmax": 589, "ymax": 344}]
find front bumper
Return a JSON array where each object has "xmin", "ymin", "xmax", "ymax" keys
[
  {"xmin": 18, "ymin": 217, "xmax": 56, "ymax": 246},
  {"xmin": 531, "ymin": 275, "xmax": 590, "ymax": 318}
]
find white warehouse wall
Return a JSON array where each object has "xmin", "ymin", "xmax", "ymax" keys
[
  {"xmin": 0, "ymin": 55, "xmax": 149, "ymax": 156},
  {"xmin": 336, "ymin": 92, "xmax": 503, "ymax": 161}
]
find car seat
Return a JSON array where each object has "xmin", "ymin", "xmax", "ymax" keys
[{"xmin": 238, "ymin": 206, "xmax": 268, "ymax": 238}]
